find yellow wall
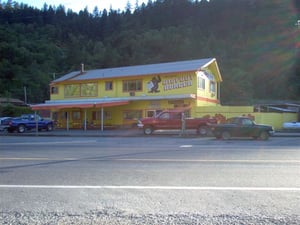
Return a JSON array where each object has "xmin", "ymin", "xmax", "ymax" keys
[
  {"xmin": 254, "ymin": 113, "xmax": 297, "ymax": 130},
  {"xmin": 196, "ymin": 106, "xmax": 253, "ymax": 114},
  {"xmin": 50, "ymin": 72, "xmax": 207, "ymax": 100},
  {"xmin": 195, "ymin": 106, "xmax": 297, "ymax": 130},
  {"xmin": 50, "ymin": 60, "xmax": 280, "ymax": 129},
  {"xmin": 109, "ymin": 99, "xmax": 195, "ymax": 126},
  {"xmin": 52, "ymin": 98, "xmax": 196, "ymax": 129}
]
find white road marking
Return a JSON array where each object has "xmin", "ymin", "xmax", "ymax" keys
[
  {"xmin": 0, "ymin": 157, "xmax": 77, "ymax": 161},
  {"xmin": 0, "ymin": 185, "xmax": 299, "ymax": 191},
  {"xmin": 116, "ymin": 159, "xmax": 300, "ymax": 163},
  {"xmin": 1, "ymin": 140, "xmax": 97, "ymax": 145},
  {"xmin": 1, "ymin": 158, "xmax": 300, "ymax": 164},
  {"xmin": 180, "ymin": 145, "xmax": 193, "ymax": 148}
]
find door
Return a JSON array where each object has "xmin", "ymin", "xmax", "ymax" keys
[{"xmin": 156, "ymin": 112, "xmax": 171, "ymax": 129}]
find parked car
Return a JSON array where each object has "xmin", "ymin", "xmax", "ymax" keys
[
  {"xmin": 209, "ymin": 117, "xmax": 275, "ymax": 140},
  {"xmin": 7, "ymin": 114, "xmax": 53, "ymax": 133},
  {"xmin": 137, "ymin": 109, "xmax": 217, "ymax": 135},
  {"xmin": 283, "ymin": 121, "xmax": 300, "ymax": 130},
  {"xmin": 0, "ymin": 117, "xmax": 12, "ymax": 132}
]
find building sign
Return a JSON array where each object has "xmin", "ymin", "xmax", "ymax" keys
[
  {"xmin": 147, "ymin": 76, "xmax": 161, "ymax": 93},
  {"xmin": 163, "ymin": 75, "xmax": 193, "ymax": 91}
]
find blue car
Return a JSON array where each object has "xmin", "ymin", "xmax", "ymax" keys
[
  {"xmin": 0, "ymin": 117, "xmax": 12, "ymax": 132},
  {"xmin": 7, "ymin": 114, "xmax": 53, "ymax": 133}
]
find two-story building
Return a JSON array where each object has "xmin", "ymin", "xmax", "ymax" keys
[{"xmin": 31, "ymin": 58, "xmax": 223, "ymax": 130}]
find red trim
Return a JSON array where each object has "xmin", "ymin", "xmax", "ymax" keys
[
  {"xmin": 197, "ymin": 96, "xmax": 219, "ymax": 104},
  {"xmin": 94, "ymin": 101, "xmax": 129, "ymax": 108}
]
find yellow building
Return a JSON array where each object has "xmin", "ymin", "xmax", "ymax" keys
[{"xmin": 31, "ymin": 58, "xmax": 223, "ymax": 130}]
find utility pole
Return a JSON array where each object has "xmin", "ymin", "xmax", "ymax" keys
[{"xmin": 24, "ymin": 86, "xmax": 27, "ymax": 104}]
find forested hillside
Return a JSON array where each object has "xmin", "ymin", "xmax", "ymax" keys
[{"xmin": 0, "ymin": 0, "xmax": 299, "ymax": 104}]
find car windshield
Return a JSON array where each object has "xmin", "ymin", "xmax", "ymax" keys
[{"xmin": 225, "ymin": 118, "xmax": 238, "ymax": 124}]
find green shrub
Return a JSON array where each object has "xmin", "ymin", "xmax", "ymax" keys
[{"xmin": 0, "ymin": 104, "xmax": 33, "ymax": 117}]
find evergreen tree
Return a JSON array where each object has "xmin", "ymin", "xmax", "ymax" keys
[{"xmin": 0, "ymin": 0, "xmax": 298, "ymax": 103}]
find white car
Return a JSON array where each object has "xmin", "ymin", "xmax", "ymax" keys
[{"xmin": 283, "ymin": 121, "xmax": 300, "ymax": 129}]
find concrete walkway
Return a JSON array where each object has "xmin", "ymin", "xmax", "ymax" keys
[{"xmin": 2, "ymin": 128, "xmax": 300, "ymax": 137}]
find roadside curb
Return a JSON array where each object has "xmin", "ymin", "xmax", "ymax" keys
[{"xmin": 1, "ymin": 129, "xmax": 300, "ymax": 138}]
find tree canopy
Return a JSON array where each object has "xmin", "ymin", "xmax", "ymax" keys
[{"xmin": 0, "ymin": 0, "xmax": 298, "ymax": 105}]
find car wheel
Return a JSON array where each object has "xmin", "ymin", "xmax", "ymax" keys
[
  {"xmin": 7, "ymin": 128, "xmax": 14, "ymax": 133},
  {"xmin": 221, "ymin": 131, "xmax": 231, "ymax": 140},
  {"xmin": 144, "ymin": 126, "xmax": 153, "ymax": 135},
  {"xmin": 197, "ymin": 126, "xmax": 208, "ymax": 136},
  {"xmin": 259, "ymin": 131, "xmax": 269, "ymax": 140},
  {"xmin": 47, "ymin": 124, "xmax": 53, "ymax": 131},
  {"xmin": 18, "ymin": 124, "xmax": 26, "ymax": 133}
]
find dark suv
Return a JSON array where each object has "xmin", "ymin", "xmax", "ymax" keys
[{"xmin": 210, "ymin": 117, "xmax": 275, "ymax": 140}]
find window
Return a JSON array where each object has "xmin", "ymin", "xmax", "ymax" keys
[
  {"xmin": 146, "ymin": 110, "xmax": 156, "ymax": 117},
  {"xmin": 64, "ymin": 83, "xmax": 97, "ymax": 97},
  {"xmin": 197, "ymin": 77, "xmax": 205, "ymax": 90},
  {"xmin": 123, "ymin": 110, "xmax": 142, "ymax": 120},
  {"xmin": 92, "ymin": 111, "xmax": 112, "ymax": 120},
  {"xmin": 210, "ymin": 81, "xmax": 216, "ymax": 93},
  {"xmin": 123, "ymin": 80, "xmax": 142, "ymax": 92},
  {"xmin": 242, "ymin": 118, "xmax": 253, "ymax": 125},
  {"xmin": 64, "ymin": 84, "xmax": 80, "ymax": 97},
  {"xmin": 72, "ymin": 111, "xmax": 81, "ymax": 120},
  {"xmin": 81, "ymin": 83, "xmax": 97, "ymax": 97},
  {"xmin": 147, "ymin": 110, "xmax": 162, "ymax": 117},
  {"xmin": 105, "ymin": 81, "xmax": 113, "ymax": 91},
  {"xmin": 52, "ymin": 112, "xmax": 58, "ymax": 121},
  {"xmin": 92, "ymin": 111, "xmax": 101, "ymax": 120},
  {"xmin": 51, "ymin": 86, "xmax": 58, "ymax": 94},
  {"xmin": 159, "ymin": 112, "xmax": 170, "ymax": 120},
  {"xmin": 104, "ymin": 111, "xmax": 112, "ymax": 120},
  {"xmin": 172, "ymin": 112, "xmax": 182, "ymax": 119}
]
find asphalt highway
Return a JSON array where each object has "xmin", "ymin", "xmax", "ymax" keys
[{"xmin": 0, "ymin": 136, "xmax": 300, "ymax": 224}]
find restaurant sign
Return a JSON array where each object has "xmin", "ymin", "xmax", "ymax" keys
[{"xmin": 163, "ymin": 75, "xmax": 193, "ymax": 91}]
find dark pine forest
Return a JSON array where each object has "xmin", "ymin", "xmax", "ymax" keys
[{"xmin": 0, "ymin": 0, "xmax": 299, "ymax": 105}]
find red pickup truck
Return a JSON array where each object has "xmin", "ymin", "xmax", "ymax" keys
[{"xmin": 137, "ymin": 109, "xmax": 216, "ymax": 135}]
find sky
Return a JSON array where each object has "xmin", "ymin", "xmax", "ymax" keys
[{"xmin": 17, "ymin": 0, "xmax": 148, "ymax": 13}]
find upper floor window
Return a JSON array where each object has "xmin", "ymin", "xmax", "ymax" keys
[
  {"xmin": 64, "ymin": 83, "xmax": 97, "ymax": 97},
  {"xmin": 210, "ymin": 81, "xmax": 216, "ymax": 93},
  {"xmin": 81, "ymin": 83, "xmax": 97, "ymax": 97},
  {"xmin": 197, "ymin": 70, "xmax": 216, "ymax": 93},
  {"xmin": 105, "ymin": 81, "xmax": 113, "ymax": 91},
  {"xmin": 64, "ymin": 84, "xmax": 80, "ymax": 97},
  {"xmin": 197, "ymin": 77, "xmax": 205, "ymax": 90},
  {"xmin": 123, "ymin": 79, "xmax": 142, "ymax": 92},
  {"xmin": 51, "ymin": 86, "xmax": 58, "ymax": 94}
]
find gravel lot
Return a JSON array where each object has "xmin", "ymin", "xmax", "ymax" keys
[{"xmin": 1, "ymin": 209, "xmax": 300, "ymax": 225}]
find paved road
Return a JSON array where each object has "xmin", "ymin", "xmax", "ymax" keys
[{"xmin": 0, "ymin": 136, "xmax": 300, "ymax": 224}]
